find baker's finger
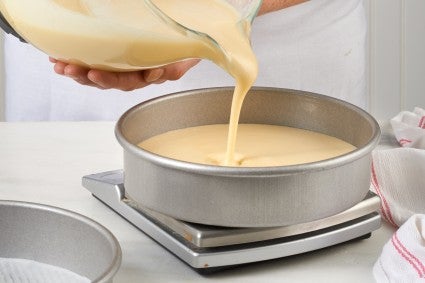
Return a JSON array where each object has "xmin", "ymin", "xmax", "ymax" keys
[
  {"xmin": 87, "ymin": 70, "xmax": 150, "ymax": 91},
  {"xmin": 53, "ymin": 61, "xmax": 68, "ymax": 75},
  {"xmin": 62, "ymin": 64, "xmax": 95, "ymax": 86},
  {"xmin": 144, "ymin": 68, "xmax": 165, "ymax": 83},
  {"xmin": 161, "ymin": 59, "xmax": 201, "ymax": 81}
]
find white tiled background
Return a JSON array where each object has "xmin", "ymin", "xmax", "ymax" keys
[
  {"xmin": 0, "ymin": 0, "xmax": 424, "ymax": 121},
  {"xmin": 366, "ymin": 0, "xmax": 425, "ymax": 120},
  {"xmin": 0, "ymin": 32, "xmax": 4, "ymax": 121}
]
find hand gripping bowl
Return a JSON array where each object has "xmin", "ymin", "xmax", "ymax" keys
[
  {"xmin": 0, "ymin": 201, "xmax": 122, "ymax": 283},
  {"xmin": 115, "ymin": 87, "xmax": 381, "ymax": 227}
]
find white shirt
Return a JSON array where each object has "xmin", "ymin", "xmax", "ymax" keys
[{"xmin": 4, "ymin": 0, "xmax": 367, "ymax": 121}]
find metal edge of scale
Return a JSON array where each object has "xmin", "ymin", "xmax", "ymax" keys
[{"xmin": 82, "ymin": 170, "xmax": 382, "ymax": 269}]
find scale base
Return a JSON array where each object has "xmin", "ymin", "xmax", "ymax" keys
[
  {"xmin": 82, "ymin": 170, "xmax": 381, "ymax": 270},
  {"xmin": 194, "ymin": 232, "xmax": 373, "ymax": 274}
]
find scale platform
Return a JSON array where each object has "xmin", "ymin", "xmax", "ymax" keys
[{"xmin": 82, "ymin": 170, "xmax": 381, "ymax": 271}]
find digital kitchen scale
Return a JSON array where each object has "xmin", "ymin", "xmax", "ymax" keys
[{"xmin": 82, "ymin": 170, "xmax": 381, "ymax": 271}]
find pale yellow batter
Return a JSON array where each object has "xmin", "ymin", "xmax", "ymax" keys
[
  {"xmin": 138, "ymin": 124, "xmax": 356, "ymax": 167},
  {"xmin": 1, "ymin": 1, "xmax": 354, "ymax": 168},
  {"xmin": 0, "ymin": 0, "xmax": 257, "ymax": 166},
  {"xmin": 0, "ymin": 0, "xmax": 256, "ymax": 74}
]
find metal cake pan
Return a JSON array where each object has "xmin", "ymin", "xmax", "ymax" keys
[
  {"xmin": 116, "ymin": 87, "xmax": 381, "ymax": 227},
  {"xmin": 0, "ymin": 200, "xmax": 122, "ymax": 282}
]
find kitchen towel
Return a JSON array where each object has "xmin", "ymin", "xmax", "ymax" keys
[
  {"xmin": 390, "ymin": 107, "xmax": 425, "ymax": 149},
  {"xmin": 371, "ymin": 147, "xmax": 425, "ymax": 227},
  {"xmin": 370, "ymin": 107, "xmax": 425, "ymax": 227},
  {"xmin": 0, "ymin": 258, "xmax": 90, "ymax": 283},
  {"xmin": 373, "ymin": 214, "xmax": 425, "ymax": 282},
  {"xmin": 372, "ymin": 107, "xmax": 425, "ymax": 282}
]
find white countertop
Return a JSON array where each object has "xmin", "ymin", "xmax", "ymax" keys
[{"xmin": 0, "ymin": 121, "xmax": 396, "ymax": 283}]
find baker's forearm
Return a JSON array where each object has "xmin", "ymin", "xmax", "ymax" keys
[{"xmin": 258, "ymin": 0, "xmax": 308, "ymax": 15}]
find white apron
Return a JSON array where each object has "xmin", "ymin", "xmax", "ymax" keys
[{"xmin": 3, "ymin": 0, "xmax": 367, "ymax": 121}]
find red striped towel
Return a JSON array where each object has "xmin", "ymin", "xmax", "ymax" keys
[
  {"xmin": 370, "ymin": 148, "xmax": 425, "ymax": 227},
  {"xmin": 373, "ymin": 215, "xmax": 425, "ymax": 282},
  {"xmin": 372, "ymin": 108, "xmax": 425, "ymax": 282},
  {"xmin": 390, "ymin": 107, "xmax": 425, "ymax": 148}
]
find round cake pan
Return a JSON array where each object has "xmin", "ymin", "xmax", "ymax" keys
[
  {"xmin": 116, "ymin": 87, "xmax": 381, "ymax": 227},
  {"xmin": 0, "ymin": 200, "xmax": 121, "ymax": 283}
]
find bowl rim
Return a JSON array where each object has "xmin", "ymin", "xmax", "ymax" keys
[
  {"xmin": 0, "ymin": 200, "xmax": 122, "ymax": 283},
  {"xmin": 115, "ymin": 86, "xmax": 381, "ymax": 177}
]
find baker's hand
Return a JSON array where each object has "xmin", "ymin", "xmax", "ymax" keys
[{"xmin": 50, "ymin": 57, "xmax": 200, "ymax": 91}]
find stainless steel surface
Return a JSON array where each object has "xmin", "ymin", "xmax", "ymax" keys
[
  {"xmin": 116, "ymin": 87, "xmax": 381, "ymax": 227},
  {"xmin": 83, "ymin": 170, "xmax": 381, "ymax": 248},
  {"xmin": 130, "ymin": 191, "xmax": 381, "ymax": 248},
  {"xmin": 0, "ymin": 200, "xmax": 122, "ymax": 283},
  {"xmin": 82, "ymin": 170, "xmax": 382, "ymax": 269}
]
